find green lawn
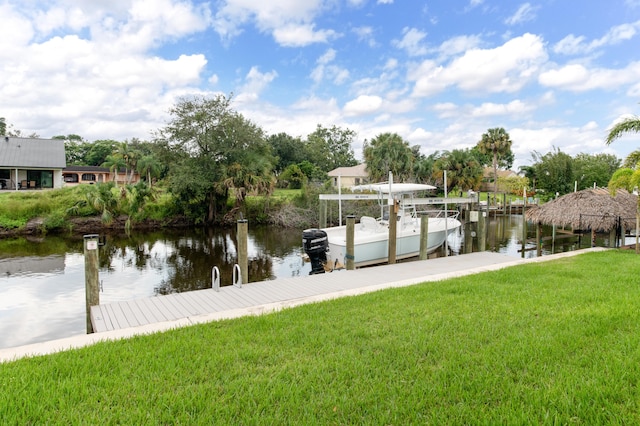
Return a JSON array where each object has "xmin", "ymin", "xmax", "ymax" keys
[{"xmin": 2, "ymin": 250, "xmax": 639, "ymax": 424}]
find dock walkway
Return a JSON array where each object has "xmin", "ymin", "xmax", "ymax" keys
[{"xmin": 91, "ymin": 251, "xmax": 527, "ymax": 333}]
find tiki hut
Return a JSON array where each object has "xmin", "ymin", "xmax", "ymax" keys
[{"xmin": 525, "ymin": 187, "xmax": 638, "ymax": 233}]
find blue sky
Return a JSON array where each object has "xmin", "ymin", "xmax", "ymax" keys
[{"xmin": 2, "ymin": 0, "xmax": 640, "ymax": 170}]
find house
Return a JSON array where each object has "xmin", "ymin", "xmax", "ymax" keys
[
  {"xmin": 0, "ymin": 136, "xmax": 66, "ymax": 190},
  {"xmin": 62, "ymin": 165, "xmax": 141, "ymax": 186},
  {"xmin": 327, "ymin": 163, "xmax": 369, "ymax": 188},
  {"xmin": 480, "ymin": 167, "xmax": 519, "ymax": 192},
  {"xmin": 62, "ymin": 166, "xmax": 111, "ymax": 185}
]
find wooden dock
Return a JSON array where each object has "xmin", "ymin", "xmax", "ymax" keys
[{"xmin": 90, "ymin": 252, "xmax": 527, "ymax": 333}]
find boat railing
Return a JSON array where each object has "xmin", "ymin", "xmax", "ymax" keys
[{"xmin": 416, "ymin": 208, "xmax": 460, "ymax": 220}]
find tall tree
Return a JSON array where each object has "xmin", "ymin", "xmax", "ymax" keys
[
  {"xmin": 476, "ymin": 128, "xmax": 514, "ymax": 194},
  {"xmin": 305, "ymin": 124, "xmax": 357, "ymax": 173},
  {"xmin": 156, "ymin": 94, "xmax": 274, "ymax": 223},
  {"xmin": 606, "ymin": 115, "xmax": 640, "ymax": 145},
  {"xmin": 86, "ymin": 140, "xmax": 119, "ymax": 166},
  {"xmin": 531, "ymin": 147, "xmax": 574, "ymax": 197},
  {"xmin": 137, "ymin": 155, "xmax": 163, "ymax": 187},
  {"xmin": 54, "ymin": 135, "xmax": 89, "ymax": 165},
  {"xmin": 413, "ymin": 151, "xmax": 441, "ymax": 185},
  {"xmin": 267, "ymin": 132, "xmax": 308, "ymax": 174},
  {"xmin": 363, "ymin": 132, "xmax": 416, "ymax": 182},
  {"xmin": 572, "ymin": 153, "xmax": 620, "ymax": 190},
  {"xmin": 434, "ymin": 149, "xmax": 483, "ymax": 192}
]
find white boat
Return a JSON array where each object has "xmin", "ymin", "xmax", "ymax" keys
[{"xmin": 303, "ymin": 182, "xmax": 462, "ymax": 272}]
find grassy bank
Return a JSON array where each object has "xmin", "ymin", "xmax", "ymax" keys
[
  {"xmin": 2, "ymin": 250, "xmax": 640, "ymax": 423},
  {"xmin": 0, "ymin": 185, "xmax": 361, "ymax": 233}
]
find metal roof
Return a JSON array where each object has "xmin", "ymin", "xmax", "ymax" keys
[{"xmin": 0, "ymin": 136, "xmax": 66, "ymax": 169}]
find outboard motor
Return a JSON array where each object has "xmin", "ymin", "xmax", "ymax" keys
[{"xmin": 302, "ymin": 229, "xmax": 329, "ymax": 275}]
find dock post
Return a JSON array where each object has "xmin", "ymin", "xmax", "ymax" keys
[
  {"xmin": 464, "ymin": 209, "xmax": 473, "ymax": 254},
  {"xmin": 536, "ymin": 223, "xmax": 542, "ymax": 257},
  {"xmin": 419, "ymin": 212, "xmax": 429, "ymax": 260},
  {"xmin": 237, "ymin": 219, "xmax": 248, "ymax": 284},
  {"xmin": 346, "ymin": 215, "xmax": 355, "ymax": 270},
  {"xmin": 319, "ymin": 200, "xmax": 327, "ymax": 228},
  {"xmin": 522, "ymin": 189, "xmax": 527, "ymax": 258},
  {"xmin": 478, "ymin": 211, "xmax": 485, "ymax": 252},
  {"xmin": 388, "ymin": 200, "xmax": 398, "ymax": 264},
  {"xmin": 636, "ymin": 209, "xmax": 640, "ymax": 254},
  {"xmin": 84, "ymin": 234, "xmax": 100, "ymax": 334}
]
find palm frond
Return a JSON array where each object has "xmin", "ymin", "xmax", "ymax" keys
[{"xmin": 606, "ymin": 116, "xmax": 640, "ymax": 145}]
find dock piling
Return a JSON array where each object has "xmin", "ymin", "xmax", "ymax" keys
[
  {"xmin": 388, "ymin": 200, "xmax": 398, "ymax": 264},
  {"xmin": 346, "ymin": 215, "xmax": 355, "ymax": 270},
  {"xmin": 84, "ymin": 234, "xmax": 100, "ymax": 334},
  {"xmin": 237, "ymin": 219, "xmax": 248, "ymax": 285},
  {"xmin": 419, "ymin": 212, "xmax": 429, "ymax": 260}
]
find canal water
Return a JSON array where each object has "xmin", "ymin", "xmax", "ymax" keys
[{"xmin": 0, "ymin": 215, "xmax": 604, "ymax": 350}]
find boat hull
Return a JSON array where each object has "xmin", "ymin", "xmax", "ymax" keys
[{"xmin": 322, "ymin": 217, "xmax": 461, "ymax": 268}]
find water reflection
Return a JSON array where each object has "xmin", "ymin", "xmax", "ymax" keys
[{"xmin": 0, "ymin": 216, "xmax": 616, "ymax": 349}]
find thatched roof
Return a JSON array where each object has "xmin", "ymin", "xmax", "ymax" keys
[{"xmin": 525, "ymin": 188, "xmax": 638, "ymax": 232}]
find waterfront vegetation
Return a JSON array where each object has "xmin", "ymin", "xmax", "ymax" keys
[
  {"xmin": 0, "ymin": 183, "xmax": 388, "ymax": 234},
  {"xmin": 0, "ymin": 185, "xmax": 317, "ymax": 233},
  {"xmin": 2, "ymin": 250, "xmax": 639, "ymax": 423}
]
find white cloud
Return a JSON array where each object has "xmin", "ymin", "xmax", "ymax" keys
[
  {"xmin": 552, "ymin": 34, "xmax": 587, "ymax": 55},
  {"xmin": 0, "ymin": 1, "xmax": 212, "ymax": 140},
  {"xmin": 343, "ymin": 95, "xmax": 383, "ymax": 116},
  {"xmin": 438, "ymin": 34, "xmax": 483, "ymax": 58},
  {"xmin": 471, "ymin": 100, "xmax": 535, "ymax": 117},
  {"xmin": 213, "ymin": 0, "xmax": 336, "ymax": 47},
  {"xmin": 411, "ymin": 33, "xmax": 547, "ymax": 96},
  {"xmin": 510, "ymin": 123, "xmax": 607, "ymax": 168},
  {"xmin": 393, "ymin": 27, "xmax": 429, "ymax": 56},
  {"xmin": 0, "ymin": 4, "xmax": 35, "ymax": 51},
  {"xmin": 353, "ymin": 26, "xmax": 377, "ymax": 47},
  {"xmin": 235, "ymin": 66, "xmax": 278, "ymax": 103},
  {"xmin": 377, "ymin": 0, "xmax": 394, "ymax": 4},
  {"xmin": 408, "ymin": 128, "xmax": 434, "ymax": 145},
  {"xmin": 505, "ymin": 3, "xmax": 537, "ymax": 26},
  {"xmin": 310, "ymin": 49, "xmax": 350, "ymax": 85},
  {"xmin": 554, "ymin": 20, "xmax": 640, "ymax": 55},
  {"xmin": 539, "ymin": 62, "xmax": 640, "ymax": 91},
  {"xmin": 273, "ymin": 24, "xmax": 339, "ymax": 46}
]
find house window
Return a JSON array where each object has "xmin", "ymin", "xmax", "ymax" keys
[
  {"xmin": 355, "ymin": 178, "xmax": 360, "ymax": 185},
  {"xmin": 64, "ymin": 173, "xmax": 79, "ymax": 183},
  {"xmin": 82, "ymin": 173, "xmax": 96, "ymax": 181}
]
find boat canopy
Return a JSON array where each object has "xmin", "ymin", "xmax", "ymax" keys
[{"xmin": 351, "ymin": 182, "xmax": 436, "ymax": 194}]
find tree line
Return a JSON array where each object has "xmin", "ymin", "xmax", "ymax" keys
[{"xmin": 3, "ymin": 95, "xmax": 636, "ymax": 224}]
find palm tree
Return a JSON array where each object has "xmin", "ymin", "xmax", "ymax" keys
[
  {"xmin": 102, "ymin": 154, "xmax": 126, "ymax": 184},
  {"xmin": 606, "ymin": 115, "xmax": 640, "ymax": 145},
  {"xmin": 434, "ymin": 149, "xmax": 482, "ymax": 193},
  {"xmin": 606, "ymin": 114, "xmax": 640, "ymax": 253},
  {"xmin": 137, "ymin": 155, "xmax": 162, "ymax": 187},
  {"xmin": 363, "ymin": 133, "xmax": 415, "ymax": 182},
  {"xmin": 477, "ymin": 128, "xmax": 513, "ymax": 196}
]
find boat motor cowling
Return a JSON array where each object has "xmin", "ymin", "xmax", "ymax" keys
[{"xmin": 302, "ymin": 229, "xmax": 328, "ymax": 275}]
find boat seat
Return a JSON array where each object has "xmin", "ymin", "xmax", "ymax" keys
[{"xmin": 360, "ymin": 216, "xmax": 382, "ymax": 232}]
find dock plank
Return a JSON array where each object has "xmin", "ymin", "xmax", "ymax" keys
[{"xmin": 91, "ymin": 252, "xmax": 523, "ymax": 333}]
